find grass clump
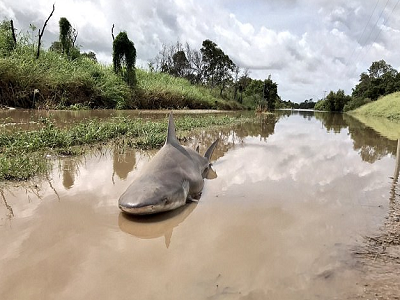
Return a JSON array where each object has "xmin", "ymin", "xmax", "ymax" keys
[{"xmin": 0, "ymin": 114, "xmax": 247, "ymax": 181}]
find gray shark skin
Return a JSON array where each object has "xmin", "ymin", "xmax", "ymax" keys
[{"xmin": 118, "ymin": 112, "xmax": 218, "ymax": 215}]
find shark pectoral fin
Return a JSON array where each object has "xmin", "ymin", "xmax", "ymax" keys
[
  {"xmin": 164, "ymin": 229, "xmax": 173, "ymax": 248},
  {"xmin": 205, "ymin": 165, "xmax": 217, "ymax": 179},
  {"xmin": 187, "ymin": 192, "xmax": 201, "ymax": 203},
  {"xmin": 204, "ymin": 138, "xmax": 219, "ymax": 162}
]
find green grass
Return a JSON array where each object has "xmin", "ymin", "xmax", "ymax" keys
[
  {"xmin": 0, "ymin": 43, "xmax": 242, "ymax": 111},
  {"xmin": 0, "ymin": 46, "xmax": 133, "ymax": 109},
  {"xmin": 0, "ymin": 114, "xmax": 248, "ymax": 181},
  {"xmin": 350, "ymin": 92, "xmax": 400, "ymax": 120},
  {"xmin": 135, "ymin": 69, "xmax": 242, "ymax": 110}
]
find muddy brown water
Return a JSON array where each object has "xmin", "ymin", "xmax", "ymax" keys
[{"xmin": 0, "ymin": 110, "xmax": 398, "ymax": 299}]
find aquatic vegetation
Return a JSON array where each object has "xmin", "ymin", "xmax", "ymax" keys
[{"xmin": 0, "ymin": 114, "xmax": 248, "ymax": 181}]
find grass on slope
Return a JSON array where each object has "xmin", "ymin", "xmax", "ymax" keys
[{"xmin": 350, "ymin": 92, "xmax": 400, "ymax": 121}]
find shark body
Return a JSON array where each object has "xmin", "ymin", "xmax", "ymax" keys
[{"xmin": 118, "ymin": 113, "xmax": 218, "ymax": 215}]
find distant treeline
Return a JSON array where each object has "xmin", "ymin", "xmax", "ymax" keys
[{"xmin": 307, "ymin": 59, "xmax": 400, "ymax": 112}]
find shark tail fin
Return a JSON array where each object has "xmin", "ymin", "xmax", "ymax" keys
[
  {"xmin": 166, "ymin": 112, "xmax": 179, "ymax": 146},
  {"xmin": 204, "ymin": 138, "xmax": 219, "ymax": 162}
]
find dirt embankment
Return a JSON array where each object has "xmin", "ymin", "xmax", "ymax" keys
[{"xmin": 354, "ymin": 177, "xmax": 400, "ymax": 299}]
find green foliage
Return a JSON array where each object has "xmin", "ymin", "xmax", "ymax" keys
[
  {"xmin": 0, "ymin": 20, "xmax": 15, "ymax": 57},
  {"xmin": 243, "ymin": 79, "xmax": 264, "ymax": 108},
  {"xmin": 343, "ymin": 97, "xmax": 371, "ymax": 112},
  {"xmin": 113, "ymin": 31, "xmax": 136, "ymax": 87},
  {"xmin": 170, "ymin": 50, "xmax": 189, "ymax": 77},
  {"xmin": 315, "ymin": 90, "xmax": 351, "ymax": 112},
  {"xmin": 263, "ymin": 77, "xmax": 278, "ymax": 110},
  {"xmin": 314, "ymin": 99, "xmax": 329, "ymax": 111},
  {"xmin": 201, "ymin": 39, "xmax": 235, "ymax": 95},
  {"xmin": 0, "ymin": 45, "xmax": 132, "ymax": 108},
  {"xmin": 241, "ymin": 77, "xmax": 279, "ymax": 110},
  {"xmin": 352, "ymin": 60, "xmax": 400, "ymax": 100},
  {"xmin": 0, "ymin": 18, "xmax": 242, "ymax": 110},
  {"xmin": 59, "ymin": 17, "xmax": 72, "ymax": 55}
]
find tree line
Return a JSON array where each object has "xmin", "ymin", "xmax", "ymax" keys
[
  {"xmin": 313, "ymin": 59, "xmax": 400, "ymax": 112},
  {"xmin": 150, "ymin": 40, "xmax": 279, "ymax": 110}
]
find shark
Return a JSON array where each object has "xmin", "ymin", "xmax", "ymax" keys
[{"xmin": 118, "ymin": 112, "xmax": 218, "ymax": 215}]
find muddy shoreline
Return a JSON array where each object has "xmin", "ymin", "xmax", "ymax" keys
[{"xmin": 354, "ymin": 184, "xmax": 400, "ymax": 299}]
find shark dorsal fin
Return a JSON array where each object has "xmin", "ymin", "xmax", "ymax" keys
[
  {"xmin": 166, "ymin": 112, "xmax": 179, "ymax": 146},
  {"xmin": 204, "ymin": 138, "xmax": 219, "ymax": 162}
]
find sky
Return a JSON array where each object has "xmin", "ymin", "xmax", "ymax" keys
[{"xmin": 1, "ymin": 0, "xmax": 400, "ymax": 103}]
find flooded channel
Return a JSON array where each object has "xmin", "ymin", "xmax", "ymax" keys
[{"xmin": 0, "ymin": 110, "xmax": 398, "ymax": 299}]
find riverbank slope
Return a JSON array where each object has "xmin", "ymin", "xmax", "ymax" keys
[
  {"xmin": 0, "ymin": 47, "xmax": 242, "ymax": 110},
  {"xmin": 350, "ymin": 92, "xmax": 400, "ymax": 121}
]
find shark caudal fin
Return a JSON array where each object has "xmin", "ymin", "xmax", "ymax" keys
[
  {"xmin": 204, "ymin": 138, "xmax": 219, "ymax": 162},
  {"xmin": 166, "ymin": 112, "xmax": 180, "ymax": 146}
]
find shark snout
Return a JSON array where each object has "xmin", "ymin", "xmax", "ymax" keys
[
  {"xmin": 119, "ymin": 202, "xmax": 159, "ymax": 215},
  {"xmin": 118, "ymin": 180, "xmax": 190, "ymax": 215},
  {"xmin": 118, "ymin": 194, "xmax": 168, "ymax": 215}
]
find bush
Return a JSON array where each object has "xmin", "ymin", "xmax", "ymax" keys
[
  {"xmin": 343, "ymin": 97, "xmax": 371, "ymax": 112},
  {"xmin": 314, "ymin": 99, "xmax": 329, "ymax": 111}
]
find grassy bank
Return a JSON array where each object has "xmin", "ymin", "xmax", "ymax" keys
[
  {"xmin": 136, "ymin": 70, "xmax": 242, "ymax": 110},
  {"xmin": 350, "ymin": 92, "xmax": 400, "ymax": 121},
  {"xmin": 0, "ymin": 43, "xmax": 242, "ymax": 110},
  {"xmin": 0, "ymin": 114, "xmax": 248, "ymax": 181}
]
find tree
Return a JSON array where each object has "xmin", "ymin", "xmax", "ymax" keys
[
  {"xmin": 319, "ymin": 89, "xmax": 351, "ymax": 112},
  {"xmin": 171, "ymin": 50, "xmax": 190, "ymax": 77},
  {"xmin": 0, "ymin": 20, "xmax": 16, "ymax": 56},
  {"xmin": 200, "ymin": 39, "xmax": 236, "ymax": 95},
  {"xmin": 113, "ymin": 31, "xmax": 136, "ymax": 87},
  {"xmin": 36, "ymin": 4, "xmax": 55, "ymax": 59},
  {"xmin": 152, "ymin": 41, "xmax": 198, "ymax": 81},
  {"xmin": 81, "ymin": 51, "xmax": 97, "ymax": 62},
  {"xmin": 242, "ymin": 76, "xmax": 279, "ymax": 110},
  {"xmin": 263, "ymin": 76, "xmax": 278, "ymax": 110},
  {"xmin": 237, "ymin": 69, "xmax": 251, "ymax": 104},
  {"xmin": 59, "ymin": 17, "xmax": 72, "ymax": 55},
  {"xmin": 352, "ymin": 60, "xmax": 399, "ymax": 100}
]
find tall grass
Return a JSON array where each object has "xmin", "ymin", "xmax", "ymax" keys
[
  {"xmin": 350, "ymin": 92, "xmax": 400, "ymax": 121},
  {"xmin": 136, "ymin": 70, "xmax": 242, "ymax": 110},
  {"xmin": 0, "ymin": 46, "xmax": 133, "ymax": 109}
]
